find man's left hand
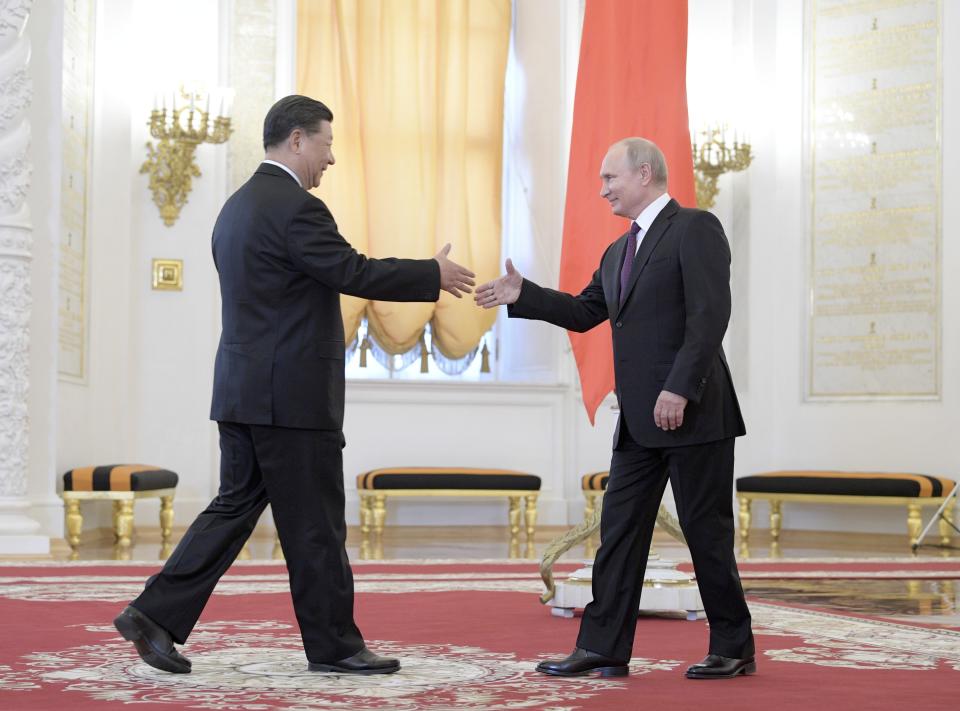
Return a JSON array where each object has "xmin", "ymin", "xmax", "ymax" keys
[{"xmin": 654, "ymin": 390, "xmax": 688, "ymax": 431}]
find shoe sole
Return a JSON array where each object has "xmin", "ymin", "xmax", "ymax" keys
[
  {"xmin": 536, "ymin": 665, "xmax": 629, "ymax": 678},
  {"xmin": 685, "ymin": 661, "xmax": 757, "ymax": 679},
  {"xmin": 308, "ymin": 662, "xmax": 400, "ymax": 675},
  {"xmin": 113, "ymin": 613, "xmax": 191, "ymax": 674}
]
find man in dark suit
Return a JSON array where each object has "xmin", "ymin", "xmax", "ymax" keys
[
  {"xmin": 475, "ymin": 137, "xmax": 754, "ymax": 679},
  {"xmin": 114, "ymin": 95, "xmax": 475, "ymax": 675}
]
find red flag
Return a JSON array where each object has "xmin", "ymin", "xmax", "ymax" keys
[{"xmin": 560, "ymin": 0, "xmax": 695, "ymax": 424}]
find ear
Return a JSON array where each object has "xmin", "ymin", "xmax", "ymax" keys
[
  {"xmin": 289, "ymin": 128, "xmax": 303, "ymax": 153},
  {"xmin": 639, "ymin": 162, "xmax": 653, "ymax": 185}
]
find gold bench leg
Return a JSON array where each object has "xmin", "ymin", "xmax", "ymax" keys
[
  {"xmin": 159, "ymin": 495, "xmax": 174, "ymax": 543},
  {"xmin": 769, "ymin": 500, "xmax": 782, "ymax": 541},
  {"xmin": 907, "ymin": 502, "xmax": 923, "ymax": 546},
  {"xmin": 940, "ymin": 499, "xmax": 956, "ymax": 547},
  {"xmin": 523, "ymin": 494, "xmax": 538, "ymax": 543},
  {"xmin": 65, "ymin": 498, "xmax": 83, "ymax": 557},
  {"xmin": 584, "ymin": 492, "xmax": 596, "ymax": 522},
  {"xmin": 738, "ymin": 496, "xmax": 752, "ymax": 542},
  {"xmin": 737, "ymin": 496, "xmax": 752, "ymax": 558},
  {"xmin": 272, "ymin": 530, "xmax": 284, "ymax": 560},
  {"xmin": 584, "ymin": 492, "xmax": 600, "ymax": 558},
  {"xmin": 508, "ymin": 496, "xmax": 521, "ymax": 544},
  {"xmin": 112, "ymin": 500, "xmax": 122, "ymax": 542},
  {"xmin": 115, "ymin": 499, "xmax": 135, "ymax": 549},
  {"xmin": 372, "ymin": 494, "xmax": 387, "ymax": 537},
  {"xmin": 360, "ymin": 495, "xmax": 373, "ymax": 538}
]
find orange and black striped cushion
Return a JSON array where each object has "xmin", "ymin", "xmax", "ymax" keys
[
  {"xmin": 737, "ymin": 471, "xmax": 955, "ymax": 498},
  {"xmin": 581, "ymin": 471, "xmax": 609, "ymax": 491},
  {"xmin": 63, "ymin": 465, "xmax": 178, "ymax": 492},
  {"xmin": 357, "ymin": 467, "xmax": 540, "ymax": 491}
]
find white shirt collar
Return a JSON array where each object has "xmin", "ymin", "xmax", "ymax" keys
[
  {"xmin": 633, "ymin": 192, "xmax": 671, "ymax": 236},
  {"xmin": 262, "ymin": 159, "xmax": 303, "ymax": 188}
]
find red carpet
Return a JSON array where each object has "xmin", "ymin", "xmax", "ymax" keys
[
  {"xmin": 684, "ymin": 557, "xmax": 960, "ymax": 579},
  {"xmin": 1, "ymin": 560, "xmax": 958, "ymax": 710}
]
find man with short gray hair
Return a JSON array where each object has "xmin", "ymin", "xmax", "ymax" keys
[{"xmin": 476, "ymin": 137, "xmax": 754, "ymax": 679}]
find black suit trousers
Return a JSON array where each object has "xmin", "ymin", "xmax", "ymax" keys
[
  {"xmin": 577, "ymin": 423, "xmax": 754, "ymax": 661},
  {"xmin": 131, "ymin": 422, "xmax": 363, "ymax": 663}
]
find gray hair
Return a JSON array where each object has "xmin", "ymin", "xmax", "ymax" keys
[{"xmin": 612, "ymin": 137, "xmax": 668, "ymax": 186}]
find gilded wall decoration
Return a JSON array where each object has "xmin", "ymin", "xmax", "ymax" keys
[
  {"xmin": 806, "ymin": 0, "xmax": 941, "ymax": 399},
  {"xmin": 58, "ymin": 0, "xmax": 95, "ymax": 381}
]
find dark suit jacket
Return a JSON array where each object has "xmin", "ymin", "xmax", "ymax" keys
[
  {"xmin": 509, "ymin": 198, "xmax": 745, "ymax": 448},
  {"xmin": 210, "ymin": 162, "xmax": 440, "ymax": 430}
]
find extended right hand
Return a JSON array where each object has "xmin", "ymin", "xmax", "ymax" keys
[
  {"xmin": 474, "ymin": 258, "xmax": 522, "ymax": 308},
  {"xmin": 433, "ymin": 243, "xmax": 476, "ymax": 298}
]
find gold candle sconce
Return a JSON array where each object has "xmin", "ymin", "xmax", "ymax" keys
[
  {"xmin": 691, "ymin": 125, "xmax": 753, "ymax": 209},
  {"xmin": 142, "ymin": 85, "xmax": 233, "ymax": 226}
]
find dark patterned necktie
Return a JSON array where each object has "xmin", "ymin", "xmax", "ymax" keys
[{"xmin": 619, "ymin": 222, "xmax": 641, "ymax": 307}]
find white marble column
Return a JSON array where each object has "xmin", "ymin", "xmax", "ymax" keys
[{"xmin": 0, "ymin": 0, "xmax": 46, "ymax": 554}]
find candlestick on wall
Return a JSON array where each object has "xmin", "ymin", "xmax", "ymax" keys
[
  {"xmin": 690, "ymin": 125, "xmax": 753, "ymax": 210},
  {"xmin": 141, "ymin": 85, "xmax": 233, "ymax": 226}
]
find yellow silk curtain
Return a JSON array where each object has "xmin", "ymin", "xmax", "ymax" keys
[{"xmin": 297, "ymin": 0, "xmax": 509, "ymax": 360}]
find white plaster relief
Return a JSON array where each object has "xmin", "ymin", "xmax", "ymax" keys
[
  {"xmin": 0, "ymin": 0, "xmax": 32, "ymax": 508},
  {"xmin": 0, "ymin": 1, "xmax": 31, "ymax": 48},
  {"xmin": 0, "ymin": 146, "xmax": 30, "ymax": 213},
  {"xmin": 0, "ymin": 258, "xmax": 30, "ymax": 498},
  {"xmin": 0, "ymin": 224, "xmax": 29, "ymax": 256},
  {"xmin": 0, "ymin": 67, "xmax": 30, "ymax": 133}
]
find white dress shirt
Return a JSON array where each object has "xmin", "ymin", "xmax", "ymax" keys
[
  {"xmin": 632, "ymin": 192, "xmax": 672, "ymax": 254},
  {"xmin": 262, "ymin": 159, "xmax": 303, "ymax": 188}
]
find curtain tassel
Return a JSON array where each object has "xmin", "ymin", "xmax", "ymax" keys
[
  {"xmin": 419, "ymin": 331, "xmax": 430, "ymax": 373},
  {"xmin": 359, "ymin": 335, "xmax": 371, "ymax": 368},
  {"xmin": 480, "ymin": 341, "xmax": 491, "ymax": 373}
]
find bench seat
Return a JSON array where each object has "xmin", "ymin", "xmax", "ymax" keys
[
  {"xmin": 736, "ymin": 470, "xmax": 956, "ymax": 547},
  {"xmin": 356, "ymin": 467, "xmax": 541, "ymax": 549},
  {"xmin": 61, "ymin": 464, "xmax": 178, "ymax": 557}
]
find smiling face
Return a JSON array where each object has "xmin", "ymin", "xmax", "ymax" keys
[{"xmin": 599, "ymin": 144, "xmax": 655, "ymax": 219}]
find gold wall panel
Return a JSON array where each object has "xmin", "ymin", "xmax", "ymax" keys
[{"xmin": 806, "ymin": 0, "xmax": 941, "ymax": 399}]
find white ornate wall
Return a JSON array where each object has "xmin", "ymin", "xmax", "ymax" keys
[
  {"xmin": 28, "ymin": 0, "xmax": 960, "ymax": 546},
  {"xmin": 695, "ymin": 0, "xmax": 960, "ymax": 536},
  {"xmin": 0, "ymin": 0, "xmax": 46, "ymax": 553}
]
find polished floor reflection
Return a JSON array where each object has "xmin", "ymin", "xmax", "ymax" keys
[
  {"xmin": 743, "ymin": 578, "xmax": 959, "ymax": 625},
  {"xmin": 43, "ymin": 524, "xmax": 960, "ymax": 563},
  {"xmin": 24, "ymin": 525, "xmax": 960, "ymax": 629}
]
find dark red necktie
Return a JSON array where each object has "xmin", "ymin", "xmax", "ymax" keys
[{"xmin": 619, "ymin": 222, "xmax": 641, "ymax": 307}]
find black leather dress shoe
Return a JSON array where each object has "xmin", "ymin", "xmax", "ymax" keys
[
  {"xmin": 308, "ymin": 647, "xmax": 400, "ymax": 675},
  {"xmin": 535, "ymin": 647, "xmax": 629, "ymax": 677},
  {"xmin": 685, "ymin": 654, "xmax": 756, "ymax": 679},
  {"xmin": 113, "ymin": 606, "xmax": 191, "ymax": 674}
]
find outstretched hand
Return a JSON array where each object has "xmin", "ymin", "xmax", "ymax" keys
[
  {"xmin": 433, "ymin": 243, "xmax": 476, "ymax": 298},
  {"xmin": 474, "ymin": 259, "xmax": 523, "ymax": 308}
]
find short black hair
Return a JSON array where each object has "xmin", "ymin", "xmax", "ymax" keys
[{"xmin": 262, "ymin": 95, "xmax": 333, "ymax": 150}]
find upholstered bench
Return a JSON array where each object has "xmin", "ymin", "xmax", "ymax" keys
[
  {"xmin": 62, "ymin": 465, "xmax": 178, "ymax": 554},
  {"xmin": 582, "ymin": 471, "xmax": 609, "ymax": 522},
  {"xmin": 579, "ymin": 469, "xmax": 686, "ymax": 542},
  {"xmin": 737, "ymin": 471, "xmax": 957, "ymax": 546},
  {"xmin": 579, "ymin": 471, "xmax": 609, "ymax": 557},
  {"xmin": 356, "ymin": 467, "xmax": 541, "ymax": 546}
]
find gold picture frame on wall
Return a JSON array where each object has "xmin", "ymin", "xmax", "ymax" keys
[{"xmin": 151, "ymin": 259, "xmax": 183, "ymax": 291}]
